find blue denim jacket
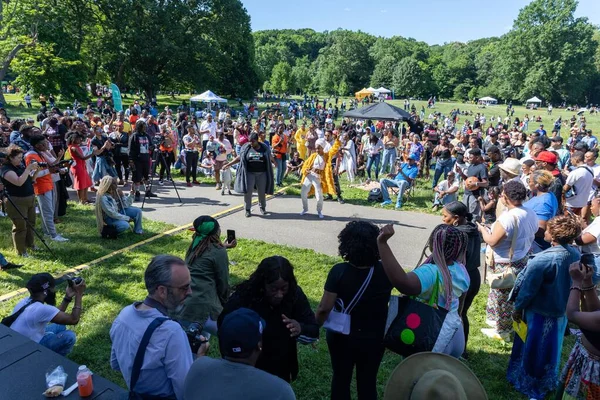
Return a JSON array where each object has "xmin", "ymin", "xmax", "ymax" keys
[{"xmin": 514, "ymin": 245, "xmax": 581, "ymax": 318}]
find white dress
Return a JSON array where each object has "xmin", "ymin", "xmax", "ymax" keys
[{"xmin": 339, "ymin": 140, "xmax": 356, "ymax": 182}]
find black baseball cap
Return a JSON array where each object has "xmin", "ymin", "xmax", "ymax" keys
[
  {"xmin": 26, "ymin": 273, "xmax": 55, "ymax": 293},
  {"xmin": 551, "ymin": 136, "xmax": 563, "ymax": 143},
  {"xmin": 219, "ymin": 308, "xmax": 265, "ymax": 358}
]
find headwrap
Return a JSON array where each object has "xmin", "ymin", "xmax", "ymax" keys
[
  {"xmin": 191, "ymin": 216, "xmax": 220, "ymax": 249},
  {"xmin": 315, "ymin": 138, "xmax": 327, "ymax": 149}
]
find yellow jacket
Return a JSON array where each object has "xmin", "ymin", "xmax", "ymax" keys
[
  {"xmin": 294, "ymin": 127, "xmax": 308, "ymax": 159},
  {"xmin": 301, "ymin": 138, "xmax": 341, "ymax": 196}
]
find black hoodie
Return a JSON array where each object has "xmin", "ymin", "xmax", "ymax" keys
[{"xmin": 456, "ymin": 223, "xmax": 482, "ymax": 272}]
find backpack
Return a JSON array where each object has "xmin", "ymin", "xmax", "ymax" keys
[
  {"xmin": 1, "ymin": 300, "xmax": 38, "ymax": 327},
  {"xmin": 367, "ymin": 188, "xmax": 383, "ymax": 202}
]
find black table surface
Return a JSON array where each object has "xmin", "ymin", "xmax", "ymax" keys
[{"xmin": 0, "ymin": 324, "xmax": 126, "ymax": 399}]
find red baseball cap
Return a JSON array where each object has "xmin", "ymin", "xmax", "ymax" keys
[{"xmin": 534, "ymin": 151, "xmax": 557, "ymax": 165}]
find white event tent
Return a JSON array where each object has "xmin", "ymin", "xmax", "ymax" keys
[
  {"xmin": 526, "ymin": 96, "xmax": 542, "ymax": 105},
  {"xmin": 375, "ymin": 87, "xmax": 392, "ymax": 94},
  {"xmin": 190, "ymin": 90, "xmax": 227, "ymax": 103},
  {"xmin": 478, "ymin": 96, "xmax": 497, "ymax": 105}
]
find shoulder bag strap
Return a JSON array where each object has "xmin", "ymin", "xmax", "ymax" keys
[
  {"xmin": 2, "ymin": 300, "xmax": 38, "ymax": 327},
  {"xmin": 345, "ymin": 267, "xmax": 374, "ymax": 315},
  {"xmin": 130, "ymin": 317, "xmax": 170, "ymax": 392},
  {"xmin": 508, "ymin": 214, "xmax": 519, "ymax": 261}
]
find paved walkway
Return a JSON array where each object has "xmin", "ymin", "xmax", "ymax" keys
[{"xmin": 135, "ymin": 181, "xmax": 441, "ymax": 267}]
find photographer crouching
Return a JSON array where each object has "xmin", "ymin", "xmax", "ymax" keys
[
  {"xmin": 4, "ymin": 273, "xmax": 86, "ymax": 356},
  {"xmin": 110, "ymin": 255, "xmax": 209, "ymax": 399}
]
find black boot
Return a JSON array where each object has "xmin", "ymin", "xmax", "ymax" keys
[{"xmin": 145, "ymin": 191, "xmax": 158, "ymax": 198}]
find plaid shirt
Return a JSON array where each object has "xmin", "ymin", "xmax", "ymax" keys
[{"xmin": 45, "ymin": 127, "xmax": 64, "ymax": 149}]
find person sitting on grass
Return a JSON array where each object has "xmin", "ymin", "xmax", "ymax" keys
[
  {"xmin": 432, "ymin": 170, "xmax": 459, "ymax": 211},
  {"xmin": 379, "ymin": 153, "xmax": 419, "ymax": 209},
  {"xmin": 95, "ymin": 175, "xmax": 143, "ymax": 236},
  {"xmin": 200, "ymin": 152, "xmax": 215, "ymax": 178},
  {"xmin": 284, "ymin": 151, "xmax": 303, "ymax": 179},
  {"xmin": 8, "ymin": 273, "xmax": 86, "ymax": 356}
]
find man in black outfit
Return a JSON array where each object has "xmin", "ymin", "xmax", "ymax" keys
[{"xmin": 129, "ymin": 120, "xmax": 157, "ymax": 201}]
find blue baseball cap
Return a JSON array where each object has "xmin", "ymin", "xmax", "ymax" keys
[
  {"xmin": 408, "ymin": 153, "xmax": 419, "ymax": 161},
  {"xmin": 219, "ymin": 308, "xmax": 265, "ymax": 358}
]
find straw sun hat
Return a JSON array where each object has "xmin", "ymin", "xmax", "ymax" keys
[{"xmin": 383, "ymin": 353, "xmax": 487, "ymax": 400}]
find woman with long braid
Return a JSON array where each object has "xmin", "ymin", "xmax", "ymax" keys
[
  {"xmin": 377, "ymin": 223, "xmax": 470, "ymax": 358},
  {"xmin": 171, "ymin": 216, "xmax": 236, "ymax": 336}
]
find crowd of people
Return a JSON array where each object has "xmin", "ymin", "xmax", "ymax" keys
[{"xmin": 3, "ymin": 95, "xmax": 600, "ymax": 399}]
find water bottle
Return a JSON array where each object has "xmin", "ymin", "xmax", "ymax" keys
[{"xmin": 76, "ymin": 365, "xmax": 94, "ymax": 397}]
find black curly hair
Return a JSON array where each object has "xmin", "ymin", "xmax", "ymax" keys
[
  {"xmin": 338, "ymin": 220, "xmax": 380, "ymax": 266},
  {"xmin": 231, "ymin": 256, "xmax": 298, "ymax": 312},
  {"xmin": 503, "ymin": 180, "xmax": 527, "ymax": 202}
]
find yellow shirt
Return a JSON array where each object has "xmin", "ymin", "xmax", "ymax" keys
[
  {"xmin": 295, "ymin": 127, "xmax": 308, "ymax": 159},
  {"xmin": 121, "ymin": 121, "xmax": 132, "ymax": 134}
]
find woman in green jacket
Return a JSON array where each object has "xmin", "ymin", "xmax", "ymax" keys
[{"xmin": 172, "ymin": 215, "xmax": 236, "ymax": 335}]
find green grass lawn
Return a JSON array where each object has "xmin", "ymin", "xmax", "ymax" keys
[
  {"xmin": 0, "ymin": 202, "xmax": 174, "ymax": 293},
  {"xmin": 0, "ymin": 223, "xmax": 576, "ymax": 399}
]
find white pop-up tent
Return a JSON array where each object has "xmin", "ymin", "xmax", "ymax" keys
[
  {"xmin": 478, "ymin": 96, "xmax": 497, "ymax": 105},
  {"xmin": 526, "ymin": 96, "xmax": 542, "ymax": 105},
  {"xmin": 375, "ymin": 87, "xmax": 392, "ymax": 94},
  {"xmin": 366, "ymin": 87, "xmax": 377, "ymax": 93},
  {"xmin": 190, "ymin": 90, "xmax": 227, "ymax": 103}
]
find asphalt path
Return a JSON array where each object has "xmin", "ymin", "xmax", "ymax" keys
[{"xmin": 133, "ymin": 180, "xmax": 441, "ymax": 268}]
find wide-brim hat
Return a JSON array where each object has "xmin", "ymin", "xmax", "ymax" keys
[
  {"xmin": 498, "ymin": 157, "xmax": 522, "ymax": 177},
  {"xmin": 384, "ymin": 353, "xmax": 487, "ymax": 400}
]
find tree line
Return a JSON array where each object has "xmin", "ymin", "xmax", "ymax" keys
[
  {"xmin": 255, "ymin": 0, "xmax": 600, "ymax": 105},
  {"xmin": 0, "ymin": 0, "xmax": 598, "ymax": 105}
]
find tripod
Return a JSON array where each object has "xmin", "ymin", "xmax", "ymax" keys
[
  {"xmin": 141, "ymin": 150, "xmax": 182, "ymax": 209},
  {"xmin": 0, "ymin": 190, "xmax": 56, "ymax": 258}
]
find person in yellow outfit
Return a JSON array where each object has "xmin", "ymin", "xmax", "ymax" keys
[
  {"xmin": 300, "ymin": 131, "xmax": 340, "ymax": 219},
  {"xmin": 294, "ymin": 122, "xmax": 308, "ymax": 160}
]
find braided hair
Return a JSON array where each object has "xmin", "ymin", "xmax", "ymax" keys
[{"xmin": 421, "ymin": 224, "xmax": 468, "ymax": 305}]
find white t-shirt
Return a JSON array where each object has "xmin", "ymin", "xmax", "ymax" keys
[
  {"xmin": 565, "ymin": 166, "xmax": 594, "ymax": 208},
  {"xmin": 581, "ymin": 218, "xmax": 600, "ymax": 254},
  {"xmin": 492, "ymin": 206, "xmax": 538, "ymax": 263},
  {"xmin": 437, "ymin": 179, "xmax": 459, "ymax": 203},
  {"xmin": 10, "ymin": 299, "xmax": 59, "ymax": 343},
  {"xmin": 200, "ymin": 121, "xmax": 216, "ymax": 141},
  {"xmin": 588, "ymin": 164, "xmax": 600, "ymax": 201}
]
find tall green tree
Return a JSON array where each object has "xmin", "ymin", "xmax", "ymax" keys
[
  {"xmin": 268, "ymin": 61, "xmax": 294, "ymax": 94},
  {"xmin": 292, "ymin": 56, "xmax": 313, "ymax": 94},
  {"xmin": 392, "ymin": 57, "xmax": 430, "ymax": 98},
  {"xmin": 370, "ymin": 55, "xmax": 396, "ymax": 89}
]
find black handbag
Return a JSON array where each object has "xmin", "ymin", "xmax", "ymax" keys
[
  {"xmin": 101, "ymin": 224, "xmax": 119, "ymax": 239},
  {"xmin": 384, "ymin": 273, "xmax": 448, "ymax": 357}
]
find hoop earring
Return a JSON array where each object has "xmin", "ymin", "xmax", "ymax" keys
[{"xmin": 453, "ymin": 221, "xmax": 459, "ymax": 227}]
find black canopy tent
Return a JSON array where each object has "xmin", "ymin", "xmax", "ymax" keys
[{"xmin": 343, "ymin": 102, "xmax": 412, "ymax": 121}]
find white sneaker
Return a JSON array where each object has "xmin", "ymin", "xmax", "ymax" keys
[
  {"xmin": 0, "ymin": 210, "xmax": 6, "ymax": 217},
  {"xmin": 52, "ymin": 235, "xmax": 69, "ymax": 242},
  {"xmin": 318, "ymin": 212, "xmax": 324, "ymax": 219},
  {"xmin": 481, "ymin": 328, "xmax": 503, "ymax": 341},
  {"xmin": 158, "ymin": 180, "xmax": 164, "ymax": 186},
  {"xmin": 300, "ymin": 210, "xmax": 308, "ymax": 216}
]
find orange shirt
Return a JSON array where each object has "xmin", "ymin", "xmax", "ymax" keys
[
  {"xmin": 272, "ymin": 133, "xmax": 288, "ymax": 159},
  {"xmin": 25, "ymin": 152, "xmax": 53, "ymax": 195}
]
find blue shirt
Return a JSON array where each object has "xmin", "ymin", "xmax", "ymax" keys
[
  {"xmin": 110, "ymin": 304, "xmax": 193, "ymax": 400},
  {"xmin": 413, "ymin": 262, "xmax": 470, "ymax": 312},
  {"xmin": 582, "ymin": 135, "xmax": 598, "ymax": 148},
  {"xmin": 524, "ymin": 192, "xmax": 559, "ymax": 222},
  {"xmin": 535, "ymin": 128, "xmax": 547, "ymax": 136},
  {"xmin": 394, "ymin": 163, "xmax": 419, "ymax": 182},
  {"xmin": 555, "ymin": 148, "xmax": 570, "ymax": 170}
]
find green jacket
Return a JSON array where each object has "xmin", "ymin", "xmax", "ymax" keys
[{"xmin": 174, "ymin": 244, "xmax": 230, "ymax": 323}]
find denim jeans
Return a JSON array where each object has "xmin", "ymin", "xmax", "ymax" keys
[
  {"xmin": 380, "ymin": 178, "xmax": 409, "ymax": 205},
  {"xmin": 366, "ymin": 153, "xmax": 381, "ymax": 180},
  {"xmin": 0, "ymin": 252, "xmax": 6, "ymax": 266},
  {"xmin": 105, "ymin": 207, "xmax": 143, "ymax": 234},
  {"xmin": 432, "ymin": 158, "xmax": 454, "ymax": 188},
  {"xmin": 379, "ymin": 148, "xmax": 396, "ymax": 175},
  {"xmin": 40, "ymin": 324, "xmax": 76, "ymax": 356},
  {"xmin": 275, "ymin": 155, "xmax": 286, "ymax": 185},
  {"xmin": 92, "ymin": 156, "xmax": 118, "ymax": 183}
]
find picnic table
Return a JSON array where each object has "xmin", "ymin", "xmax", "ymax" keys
[{"xmin": 0, "ymin": 323, "xmax": 126, "ymax": 399}]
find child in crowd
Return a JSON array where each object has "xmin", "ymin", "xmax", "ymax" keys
[{"xmin": 200, "ymin": 152, "xmax": 215, "ymax": 177}]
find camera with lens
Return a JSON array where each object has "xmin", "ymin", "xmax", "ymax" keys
[
  {"xmin": 178, "ymin": 320, "xmax": 208, "ymax": 353},
  {"xmin": 67, "ymin": 276, "xmax": 83, "ymax": 287},
  {"xmin": 34, "ymin": 161, "xmax": 48, "ymax": 168}
]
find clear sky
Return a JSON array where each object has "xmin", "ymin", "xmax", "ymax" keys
[{"xmin": 242, "ymin": 0, "xmax": 600, "ymax": 45}]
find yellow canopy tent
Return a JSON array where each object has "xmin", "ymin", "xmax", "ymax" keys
[{"xmin": 355, "ymin": 88, "xmax": 372, "ymax": 100}]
